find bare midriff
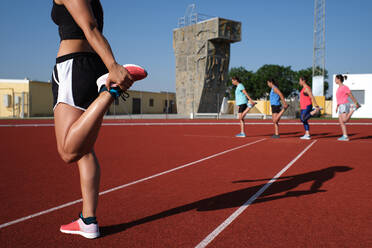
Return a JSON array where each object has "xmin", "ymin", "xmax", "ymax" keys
[{"xmin": 57, "ymin": 39, "xmax": 95, "ymax": 57}]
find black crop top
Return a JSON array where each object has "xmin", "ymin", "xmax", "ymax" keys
[{"xmin": 51, "ymin": 0, "xmax": 103, "ymax": 40}]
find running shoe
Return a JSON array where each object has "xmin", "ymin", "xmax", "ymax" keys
[
  {"xmin": 60, "ymin": 218, "xmax": 100, "ymax": 239},
  {"xmin": 235, "ymin": 133, "xmax": 246, "ymax": 138},
  {"xmin": 271, "ymin": 134, "xmax": 280, "ymax": 139},
  {"xmin": 337, "ymin": 136, "xmax": 349, "ymax": 141},
  {"xmin": 96, "ymin": 64, "xmax": 147, "ymax": 100},
  {"xmin": 350, "ymin": 103, "xmax": 361, "ymax": 111},
  {"xmin": 311, "ymin": 106, "xmax": 322, "ymax": 116},
  {"xmin": 312, "ymin": 106, "xmax": 323, "ymax": 111},
  {"xmin": 300, "ymin": 134, "xmax": 311, "ymax": 140},
  {"xmin": 248, "ymin": 102, "xmax": 256, "ymax": 108}
]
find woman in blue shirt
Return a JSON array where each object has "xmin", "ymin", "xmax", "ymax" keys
[
  {"xmin": 267, "ymin": 79, "xmax": 288, "ymax": 138},
  {"xmin": 232, "ymin": 76, "xmax": 256, "ymax": 137}
]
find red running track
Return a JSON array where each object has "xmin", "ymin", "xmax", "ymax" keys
[{"xmin": 0, "ymin": 119, "xmax": 371, "ymax": 247}]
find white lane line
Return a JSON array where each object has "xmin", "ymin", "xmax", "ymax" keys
[
  {"xmin": 0, "ymin": 122, "xmax": 372, "ymax": 127},
  {"xmin": 0, "ymin": 138, "xmax": 266, "ymax": 230},
  {"xmin": 184, "ymin": 134, "xmax": 237, "ymax": 139},
  {"xmin": 195, "ymin": 140, "xmax": 317, "ymax": 248}
]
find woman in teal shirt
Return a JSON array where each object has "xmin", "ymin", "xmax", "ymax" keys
[{"xmin": 232, "ymin": 76, "xmax": 256, "ymax": 137}]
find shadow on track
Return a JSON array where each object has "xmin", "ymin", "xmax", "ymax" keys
[
  {"xmin": 315, "ymin": 133, "xmax": 356, "ymax": 139},
  {"xmin": 100, "ymin": 166, "xmax": 352, "ymax": 237},
  {"xmin": 351, "ymin": 135, "xmax": 372, "ymax": 140},
  {"xmin": 261, "ymin": 131, "xmax": 302, "ymax": 137}
]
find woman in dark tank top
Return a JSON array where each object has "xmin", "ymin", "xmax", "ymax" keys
[
  {"xmin": 51, "ymin": 0, "xmax": 135, "ymax": 239},
  {"xmin": 51, "ymin": 0, "xmax": 103, "ymax": 40}
]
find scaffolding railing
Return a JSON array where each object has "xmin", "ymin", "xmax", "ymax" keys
[{"xmin": 178, "ymin": 4, "xmax": 215, "ymax": 28}]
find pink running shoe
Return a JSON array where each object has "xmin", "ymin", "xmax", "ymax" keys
[
  {"xmin": 60, "ymin": 218, "xmax": 100, "ymax": 239},
  {"xmin": 96, "ymin": 64, "xmax": 147, "ymax": 92}
]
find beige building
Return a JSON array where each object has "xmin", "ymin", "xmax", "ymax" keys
[
  {"xmin": 107, "ymin": 90, "xmax": 177, "ymax": 116},
  {"xmin": 0, "ymin": 79, "xmax": 53, "ymax": 118},
  {"xmin": 0, "ymin": 79, "xmax": 176, "ymax": 118}
]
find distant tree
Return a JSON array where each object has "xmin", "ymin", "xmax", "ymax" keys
[
  {"xmin": 228, "ymin": 65, "xmax": 330, "ymax": 100},
  {"xmin": 253, "ymin": 64, "xmax": 295, "ymax": 98},
  {"xmin": 228, "ymin": 65, "xmax": 296, "ymax": 99}
]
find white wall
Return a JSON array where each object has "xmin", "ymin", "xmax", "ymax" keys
[{"xmin": 332, "ymin": 74, "xmax": 372, "ymax": 118}]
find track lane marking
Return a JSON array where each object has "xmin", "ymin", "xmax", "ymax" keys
[
  {"xmin": 1, "ymin": 122, "xmax": 372, "ymax": 127},
  {"xmin": 195, "ymin": 140, "xmax": 317, "ymax": 248},
  {"xmin": 0, "ymin": 138, "xmax": 266, "ymax": 230}
]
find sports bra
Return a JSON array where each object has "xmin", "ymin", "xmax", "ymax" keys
[{"xmin": 51, "ymin": 0, "xmax": 103, "ymax": 40}]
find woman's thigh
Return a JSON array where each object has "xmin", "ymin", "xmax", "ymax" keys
[
  {"xmin": 54, "ymin": 103, "xmax": 84, "ymax": 149},
  {"xmin": 338, "ymin": 113, "xmax": 348, "ymax": 123}
]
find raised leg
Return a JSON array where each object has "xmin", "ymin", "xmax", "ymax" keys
[{"xmin": 54, "ymin": 91, "xmax": 113, "ymax": 163}]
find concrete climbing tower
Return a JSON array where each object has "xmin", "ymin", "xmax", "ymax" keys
[{"xmin": 173, "ymin": 17, "xmax": 241, "ymax": 116}]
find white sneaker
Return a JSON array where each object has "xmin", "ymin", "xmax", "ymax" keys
[
  {"xmin": 60, "ymin": 218, "xmax": 100, "ymax": 239},
  {"xmin": 235, "ymin": 133, "xmax": 246, "ymax": 138},
  {"xmin": 300, "ymin": 134, "xmax": 311, "ymax": 140},
  {"xmin": 337, "ymin": 135, "xmax": 349, "ymax": 141}
]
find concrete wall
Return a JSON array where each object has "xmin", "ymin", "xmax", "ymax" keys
[
  {"xmin": 332, "ymin": 74, "xmax": 372, "ymax": 118},
  {"xmin": 29, "ymin": 81, "xmax": 53, "ymax": 117},
  {"xmin": 173, "ymin": 17, "xmax": 241, "ymax": 116}
]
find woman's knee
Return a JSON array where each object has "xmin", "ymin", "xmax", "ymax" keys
[{"xmin": 57, "ymin": 146, "xmax": 82, "ymax": 164}]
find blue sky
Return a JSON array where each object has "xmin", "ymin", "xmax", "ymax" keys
[{"xmin": 0, "ymin": 0, "xmax": 371, "ymax": 96}]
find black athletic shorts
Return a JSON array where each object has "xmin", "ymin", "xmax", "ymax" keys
[
  {"xmin": 52, "ymin": 52, "xmax": 108, "ymax": 111},
  {"xmin": 271, "ymin": 105, "xmax": 282, "ymax": 114},
  {"xmin": 238, "ymin": 104, "xmax": 248, "ymax": 113}
]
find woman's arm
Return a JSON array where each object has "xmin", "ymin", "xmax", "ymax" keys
[
  {"xmin": 347, "ymin": 92, "xmax": 361, "ymax": 108},
  {"xmin": 242, "ymin": 89, "xmax": 255, "ymax": 105},
  {"xmin": 61, "ymin": 0, "xmax": 133, "ymax": 90},
  {"xmin": 273, "ymin": 87, "xmax": 288, "ymax": 108},
  {"xmin": 304, "ymin": 87, "xmax": 319, "ymax": 108}
]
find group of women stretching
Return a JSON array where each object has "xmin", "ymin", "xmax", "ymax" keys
[
  {"xmin": 50, "ymin": 0, "xmax": 362, "ymax": 240},
  {"xmin": 233, "ymin": 75, "xmax": 361, "ymax": 141}
]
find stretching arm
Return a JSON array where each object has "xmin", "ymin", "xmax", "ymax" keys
[
  {"xmin": 61, "ymin": 0, "xmax": 133, "ymax": 90},
  {"xmin": 304, "ymin": 87, "xmax": 319, "ymax": 108},
  {"xmin": 274, "ymin": 87, "xmax": 288, "ymax": 108},
  {"xmin": 242, "ymin": 89, "xmax": 255, "ymax": 105},
  {"xmin": 347, "ymin": 93, "xmax": 360, "ymax": 107}
]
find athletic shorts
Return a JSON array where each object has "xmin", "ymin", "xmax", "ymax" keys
[
  {"xmin": 271, "ymin": 105, "xmax": 282, "ymax": 114},
  {"xmin": 51, "ymin": 52, "xmax": 108, "ymax": 111},
  {"xmin": 338, "ymin": 103, "xmax": 350, "ymax": 114},
  {"xmin": 238, "ymin": 104, "xmax": 248, "ymax": 113}
]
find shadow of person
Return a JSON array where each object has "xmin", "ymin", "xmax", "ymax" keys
[
  {"xmin": 233, "ymin": 166, "xmax": 352, "ymax": 203},
  {"xmin": 100, "ymin": 166, "xmax": 352, "ymax": 237},
  {"xmin": 262, "ymin": 131, "xmax": 302, "ymax": 137},
  {"xmin": 351, "ymin": 135, "xmax": 372, "ymax": 140},
  {"xmin": 310, "ymin": 132, "xmax": 331, "ymax": 137},
  {"xmin": 316, "ymin": 133, "xmax": 356, "ymax": 139}
]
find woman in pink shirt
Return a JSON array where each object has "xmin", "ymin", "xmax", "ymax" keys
[
  {"xmin": 335, "ymin": 74, "xmax": 361, "ymax": 141},
  {"xmin": 299, "ymin": 77, "xmax": 320, "ymax": 140}
]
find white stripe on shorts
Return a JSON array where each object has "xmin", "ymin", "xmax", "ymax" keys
[{"xmin": 54, "ymin": 59, "xmax": 85, "ymax": 111}]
